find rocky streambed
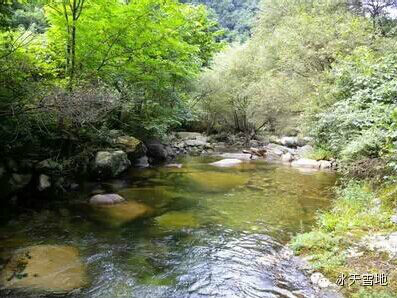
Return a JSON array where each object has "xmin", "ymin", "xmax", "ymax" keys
[{"xmin": 0, "ymin": 151, "xmax": 343, "ymax": 298}]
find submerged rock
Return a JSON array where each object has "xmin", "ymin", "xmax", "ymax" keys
[
  {"xmin": 0, "ymin": 245, "xmax": 87, "ymax": 294},
  {"xmin": 89, "ymin": 193, "xmax": 125, "ymax": 205},
  {"xmin": 187, "ymin": 171, "xmax": 248, "ymax": 192},
  {"xmin": 210, "ymin": 159, "xmax": 242, "ymax": 167},
  {"xmin": 91, "ymin": 150, "xmax": 131, "ymax": 179},
  {"xmin": 155, "ymin": 211, "xmax": 199, "ymax": 229},
  {"xmin": 91, "ymin": 200, "xmax": 153, "ymax": 226}
]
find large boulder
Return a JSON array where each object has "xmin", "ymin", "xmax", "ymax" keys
[
  {"xmin": 0, "ymin": 245, "xmax": 87, "ymax": 294},
  {"xmin": 1, "ymin": 173, "xmax": 33, "ymax": 198},
  {"xmin": 280, "ymin": 137, "xmax": 299, "ymax": 148},
  {"xmin": 297, "ymin": 145, "xmax": 314, "ymax": 158},
  {"xmin": 145, "ymin": 140, "xmax": 169, "ymax": 162},
  {"xmin": 319, "ymin": 160, "xmax": 332, "ymax": 170},
  {"xmin": 264, "ymin": 143, "xmax": 293, "ymax": 160},
  {"xmin": 135, "ymin": 156, "xmax": 150, "ymax": 168},
  {"xmin": 281, "ymin": 152, "xmax": 294, "ymax": 163},
  {"xmin": 114, "ymin": 136, "xmax": 147, "ymax": 163},
  {"xmin": 291, "ymin": 158, "xmax": 321, "ymax": 169},
  {"xmin": 91, "ymin": 151, "xmax": 131, "ymax": 179},
  {"xmin": 210, "ymin": 159, "xmax": 243, "ymax": 167}
]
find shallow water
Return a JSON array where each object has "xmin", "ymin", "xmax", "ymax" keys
[{"xmin": 0, "ymin": 155, "xmax": 338, "ymax": 298}]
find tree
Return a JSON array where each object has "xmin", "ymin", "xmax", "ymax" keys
[{"xmin": 47, "ymin": 0, "xmax": 85, "ymax": 88}]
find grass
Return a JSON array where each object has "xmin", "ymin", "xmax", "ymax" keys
[
  {"xmin": 290, "ymin": 180, "xmax": 397, "ymax": 297},
  {"xmin": 306, "ymin": 147, "xmax": 334, "ymax": 161}
]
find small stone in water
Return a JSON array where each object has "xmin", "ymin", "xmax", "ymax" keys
[{"xmin": 89, "ymin": 194, "xmax": 125, "ymax": 205}]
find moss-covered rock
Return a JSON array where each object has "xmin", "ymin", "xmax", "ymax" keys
[
  {"xmin": 155, "ymin": 211, "xmax": 199, "ymax": 229},
  {"xmin": 91, "ymin": 151, "xmax": 131, "ymax": 179},
  {"xmin": 115, "ymin": 136, "xmax": 147, "ymax": 163}
]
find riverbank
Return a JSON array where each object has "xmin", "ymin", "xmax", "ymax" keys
[
  {"xmin": 0, "ymin": 131, "xmax": 337, "ymax": 204},
  {"xmin": 290, "ymin": 180, "xmax": 397, "ymax": 298}
]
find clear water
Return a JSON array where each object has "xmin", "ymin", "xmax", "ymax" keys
[{"xmin": 0, "ymin": 155, "xmax": 338, "ymax": 298}]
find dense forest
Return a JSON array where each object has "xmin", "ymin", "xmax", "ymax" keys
[
  {"xmin": 0, "ymin": 0, "xmax": 221, "ymax": 158},
  {"xmin": 3, "ymin": 1, "xmax": 397, "ymax": 298},
  {"xmin": 182, "ymin": 0, "xmax": 260, "ymax": 41}
]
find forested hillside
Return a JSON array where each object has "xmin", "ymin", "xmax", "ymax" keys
[{"xmin": 181, "ymin": 0, "xmax": 260, "ymax": 41}]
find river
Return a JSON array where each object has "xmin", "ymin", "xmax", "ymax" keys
[{"xmin": 0, "ymin": 155, "xmax": 338, "ymax": 298}]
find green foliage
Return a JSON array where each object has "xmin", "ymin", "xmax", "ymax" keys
[
  {"xmin": 194, "ymin": 0, "xmax": 374, "ymax": 136},
  {"xmin": 0, "ymin": 0, "xmax": 222, "ymax": 156},
  {"xmin": 182, "ymin": 0, "xmax": 260, "ymax": 42},
  {"xmin": 291, "ymin": 181, "xmax": 394, "ymax": 279},
  {"xmin": 45, "ymin": 0, "xmax": 221, "ymax": 136},
  {"xmin": 318, "ymin": 182, "xmax": 391, "ymax": 233},
  {"xmin": 310, "ymin": 48, "xmax": 397, "ymax": 161},
  {"xmin": 306, "ymin": 147, "xmax": 334, "ymax": 161},
  {"xmin": 351, "ymin": 289, "xmax": 397, "ymax": 298}
]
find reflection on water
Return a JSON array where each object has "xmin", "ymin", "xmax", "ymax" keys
[{"xmin": 0, "ymin": 156, "xmax": 337, "ymax": 298}]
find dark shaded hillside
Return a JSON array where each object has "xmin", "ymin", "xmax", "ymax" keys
[{"xmin": 181, "ymin": 0, "xmax": 260, "ymax": 42}]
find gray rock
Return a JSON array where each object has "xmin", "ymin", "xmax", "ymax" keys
[
  {"xmin": 210, "ymin": 159, "xmax": 243, "ymax": 167},
  {"xmin": 266, "ymin": 143, "xmax": 290, "ymax": 156},
  {"xmin": 184, "ymin": 139, "xmax": 208, "ymax": 147},
  {"xmin": 146, "ymin": 140, "xmax": 168, "ymax": 161},
  {"xmin": 1, "ymin": 172, "xmax": 32, "ymax": 198},
  {"xmin": 280, "ymin": 137, "xmax": 299, "ymax": 148},
  {"xmin": 319, "ymin": 160, "xmax": 332, "ymax": 170},
  {"xmin": 281, "ymin": 152, "xmax": 294, "ymax": 163},
  {"xmin": 311, "ymin": 272, "xmax": 332, "ymax": 288},
  {"xmin": 36, "ymin": 159, "xmax": 62, "ymax": 174},
  {"xmin": 219, "ymin": 153, "xmax": 254, "ymax": 160},
  {"xmin": 175, "ymin": 132, "xmax": 204, "ymax": 140},
  {"xmin": 38, "ymin": 174, "xmax": 51, "ymax": 191},
  {"xmin": 70, "ymin": 183, "xmax": 79, "ymax": 190},
  {"xmin": 291, "ymin": 159, "xmax": 321, "ymax": 169},
  {"xmin": 135, "ymin": 155, "xmax": 149, "ymax": 168},
  {"xmin": 10, "ymin": 173, "xmax": 32, "ymax": 191},
  {"xmin": 90, "ymin": 194, "xmax": 125, "ymax": 205},
  {"xmin": 365, "ymin": 232, "xmax": 397, "ymax": 257},
  {"xmin": 165, "ymin": 164, "xmax": 183, "ymax": 168},
  {"xmin": 91, "ymin": 151, "xmax": 131, "ymax": 179},
  {"xmin": 297, "ymin": 145, "xmax": 314, "ymax": 158}
]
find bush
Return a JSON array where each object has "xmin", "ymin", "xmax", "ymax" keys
[{"xmin": 309, "ymin": 48, "xmax": 397, "ymax": 161}]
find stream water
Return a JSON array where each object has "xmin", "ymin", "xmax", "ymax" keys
[{"xmin": 0, "ymin": 155, "xmax": 338, "ymax": 298}]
